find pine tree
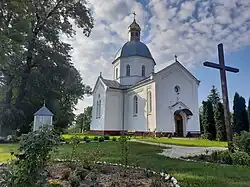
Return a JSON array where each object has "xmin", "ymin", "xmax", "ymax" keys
[
  {"xmin": 202, "ymin": 100, "xmax": 216, "ymax": 140},
  {"xmin": 208, "ymin": 85, "xmax": 221, "ymax": 106},
  {"xmin": 214, "ymin": 102, "xmax": 227, "ymax": 141},
  {"xmin": 248, "ymin": 98, "xmax": 250, "ymax": 131},
  {"xmin": 233, "ymin": 93, "xmax": 249, "ymax": 133}
]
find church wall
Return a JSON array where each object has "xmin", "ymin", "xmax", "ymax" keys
[
  {"xmin": 154, "ymin": 63, "xmax": 200, "ymax": 135},
  {"xmin": 104, "ymin": 89, "xmax": 123, "ymax": 130},
  {"xmin": 90, "ymin": 80, "xmax": 106, "ymax": 131},
  {"xmin": 125, "ymin": 82, "xmax": 156, "ymax": 132},
  {"xmin": 118, "ymin": 56, "xmax": 155, "ymax": 85}
]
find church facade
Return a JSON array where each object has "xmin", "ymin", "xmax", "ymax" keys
[{"xmin": 90, "ymin": 18, "xmax": 200, "ymax": 137}]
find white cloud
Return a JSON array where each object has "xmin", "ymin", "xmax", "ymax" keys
[{"xmin": 62, "ymin": 0, "xmax": 250, "ymax": 114}]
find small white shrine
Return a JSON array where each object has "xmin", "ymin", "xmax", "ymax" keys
[{"xmin": 33, "ymin": 103, "xmax": 54, "ymax": 131}]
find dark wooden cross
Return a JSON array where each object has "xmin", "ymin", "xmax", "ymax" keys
[{"xmin": 203, "ymin": 43, "xmax": 239, "ymax": 151}]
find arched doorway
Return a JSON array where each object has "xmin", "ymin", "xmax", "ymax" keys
[{"xmin": 174, "ymin": 114, "xmax": 184, "ymax": 137}]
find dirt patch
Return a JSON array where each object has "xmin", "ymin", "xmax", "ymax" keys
[{"xmin": 47, "ymin": 162, "xmax": 175, "ymax": 187}]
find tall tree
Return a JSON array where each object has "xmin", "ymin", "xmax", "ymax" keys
[
  {"xmin": 199, "ymin": 106, "xmax": 204, "ymax": 134},
  {"xmin": 214, "ymin": 102, "xmax": 227, "ymax": 141},
  {"xmin": 248, "ymin": 98, "xmax": 250, "ymax": 131},
  {"xmin": 208, "ymin": 85, "xmax": 221, "ymax": 106},
  {"xmin": 233, "ymin": 93, "xmax": 249, "ymax": 134},
  {"xmin": 0, "ymin": 0, "xmax": 94, "ymax": 134},
  {"xmin": 75, "ymin": 106, "xmax": 92, "ymax": 133},
  {"xmin": 202, "ymin": 100, "xmax": 216, "ymax": 140}
]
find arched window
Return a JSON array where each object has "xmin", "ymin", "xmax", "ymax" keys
[
  {"xmin": 148, "ymin": 91, "xmax": 152, "ymax": 113},
  {"xmin": 115, "ymin": 68, "xmax": 118, "ymax": 79},
  {"xmin": 126, "ymin": 64, "xmax": 130, "ymax": 76},
  {"xmin": 96, "ymin": 94, "xmax": 101, "ymax": 118},
  {"xmin": 142, "ymin": 65, "xmax": 145, "ymax": 76},
  {"xmin": 133, "ymin": 95, "xmax": 138, "ymax": 116}
]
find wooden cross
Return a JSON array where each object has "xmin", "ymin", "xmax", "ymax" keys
[{"xmin": 203, "ymin": 43, "xmax": 239, "ymax": 151}]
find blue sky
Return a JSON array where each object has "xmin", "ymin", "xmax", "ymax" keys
[
  {"xmin": 61, "ymin": 0, "xmax": 250, "ymax": 114},
  {"xmin": 195, "ymin": 45, "xmax": 250, "ymax": 110}
]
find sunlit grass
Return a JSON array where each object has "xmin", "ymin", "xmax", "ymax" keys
[{"xmin": 136, "ymin": 137, "xmax": 228, "ymax": 147}]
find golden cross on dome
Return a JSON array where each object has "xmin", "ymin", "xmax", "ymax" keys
[{"xmin": 133, "ymin": 11, "xmax": 136, "ymax": 20}]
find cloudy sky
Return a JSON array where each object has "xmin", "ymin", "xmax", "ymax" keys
[{"xmin": 63, "ymin": 0, "xmax": 250, "ymax": 114}]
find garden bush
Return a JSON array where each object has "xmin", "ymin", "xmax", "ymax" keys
[
  {"xmin": 233, "ymin": 131, "xmax": 250, "ymax": 155},
  {"xmin": 112, "ymin": 137, "xmax": 117, "ymax": 141},
  {"xmin": 69, "ymin": 172, "xmax": 81, "ymax": 187},
  {"xmin": 85, "ymin": 139, "xmax": 91, "ymax": 143},
  {"xmin": 186, "ymin": 132, "xmax": 192, "ymax": 138},
  {"xmin": 217, "ymin": 151, "xmax": 232, "ymax": 164},
  {"xmin": 3, "ymin": 125, "xmax": 59, "ymax": 187},
  {"xmin": 83, "ymin": 136, "xmax": 89, "ymax": 141},
  {"xmin": 104, "ymin": 134, "xmax": 110, "ymax": 140},
  {"xmin": 231, "ymin": 151, "xmax": 250, "ymax": 166},
  {"xmin": 93, "ymin": 136, "xmax": 99, "ymax": 141},
  {"xmin": 98, "ymin": 136, "xmax": 104, "ymax": 142}
]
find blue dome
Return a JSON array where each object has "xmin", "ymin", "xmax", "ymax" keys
[{"xmin": 113, "ymin": 41, "xmax": 154, "ymax": 62}]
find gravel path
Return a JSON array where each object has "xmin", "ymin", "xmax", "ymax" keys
[{"xmin": 130, "ymin": 140, "xmax": 227, "ymax": 158}]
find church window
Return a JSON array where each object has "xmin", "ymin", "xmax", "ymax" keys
[
  {"xmin": 116, "ymin": 68, "xmax": 118, "ymax": 79},
  {"xmin": 142, "ymin": 65, "xmax": 145, "ymax": 76},
  {"xmin": 126, "ymin": 64, "xmax": 130, "ymax": 76},
  {"xmin": 136, "ymin": 32, "xmax": 139, "ymax": 37},
  {"xmin": 148, "ymin": 91, "xmax": 152, "ymax": 113},
  {"xmin": 133, "ymin": 95, "xmax": 138, "ymax": 116},
  {"xmin": 96, "ymin": 94, "xmax": 101, "ymax": 118}
]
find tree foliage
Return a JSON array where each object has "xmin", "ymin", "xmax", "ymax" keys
[
  {"xmin": 233, "ymin": 93, "xmax": 249, "ymax": 134},
  {"xmin": 214, "ymin": 102, "xmax": 227, "ymax": 141},
  {"xmin": 208, "ymin": 85, "xmax": 221, "ymax": 106},
  {"xmin": 202, "ymin": 100, "xmax": 216, "ymax": 140},
  {"xmin": 0, "ymin": 0, "xmax": 94, "ymax": 135},
  {"xmin": 75, "ymin": 106, "xmax": 92, "ymax": 133}
]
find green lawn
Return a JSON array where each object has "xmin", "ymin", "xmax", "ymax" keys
[
  {"xmin": 1, "ymin": 142, "xmax": 249, "ymax": 187},
  {"xmin": 136, "ymin": 137, "xmax": 228, "ymax": 147},
  {"xmin": 61, "ymin": 133, "xmax": 120, "ymax": 140}
]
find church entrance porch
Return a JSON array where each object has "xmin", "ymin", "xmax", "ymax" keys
[{"xmin": 174, "ymin": 113, "xmax": 184, "ymax": 137}]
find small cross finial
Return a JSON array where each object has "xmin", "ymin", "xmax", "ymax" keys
[
  {"xmin": 133, "ymin": 11, "xmax": 136, "ymax": 21},
  {"xmin": 100, "ymin": 72, "xmax": 102, "ymax": 77},
  {"xmin": 43, "ymin": 100, "xmax": 46, "ymax": 106},
  {"xmin": 174, "ymin": 55, "xmax": 178, "ymax": 62}
]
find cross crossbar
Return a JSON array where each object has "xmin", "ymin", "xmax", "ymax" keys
[{"xmin": 204, "ymin": 61, "xmax": 239, "ymax": 73}]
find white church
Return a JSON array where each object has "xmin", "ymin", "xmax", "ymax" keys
[{"xmin": 90, "ymin": 18, "xmax": 200, "ymax": 137}]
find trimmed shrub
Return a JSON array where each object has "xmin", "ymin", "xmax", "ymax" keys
[
  {"xmin": 98, "ymin": 136, "xmax": 104, "ymax": 142},
  {"xmin": 85, "ymin": 139, "xmax": 91, "ymax": 143},
  {"xmin": 83, "ymin": 136, "xmax": 89, "ymax": 141},
  {"xmin": 233, "ymin": 131, "xmax": 250, "ymax": 155},
  {"xmin": 93, "ymin": 136, "xmax": 98, "ymax": 141},
  {"xmin": 186, "ymin": 132, "xmax": 192, "ymax": 138},
  {"xmin": 217, "ymin": 151, "xmax": 232, "ymax": 164},
  {"xmin": 104, "ymin": 134, "xmax": 110, "ymax": 140},
  {"xmin": 112, "ymin": 137, "xmax": 117, "ymax": 141},
  {"xmin": 231, "ymin": 151, "xmax": 250, "ymax": 166}
]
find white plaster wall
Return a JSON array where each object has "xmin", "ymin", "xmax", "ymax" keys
[
  {"xmin": 33, "ymin": 116, "xmax": 52, "ymax": 131},
  {"xmin": 154, "ymin": 63, "xmax": 200, "ymax": 135},
  {"xmin": 115, "ymin": 56, "xmax": 155, "ymax": 85},
  {"xmin": 104, "ymin": 89, "xmax": 123, "ymax": 130},
  {"xmin": 125, "ymin": 81, "xmax": 156, "ymax": 132},
  {"xmin": 90, "ymin": 80, "xmax": 106, "ymax": 131}
]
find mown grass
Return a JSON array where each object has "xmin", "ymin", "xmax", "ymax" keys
[
  {"xmin": 61, "ymin": 133, "xmax": 120, "ymax": 140},
  {"xmin": 0, "ymin": 142, "xmax": 249, "ymax": 187},
  {"xmin": 136, "ymin": 137, "xmax": 228, "ymax": 147}
]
